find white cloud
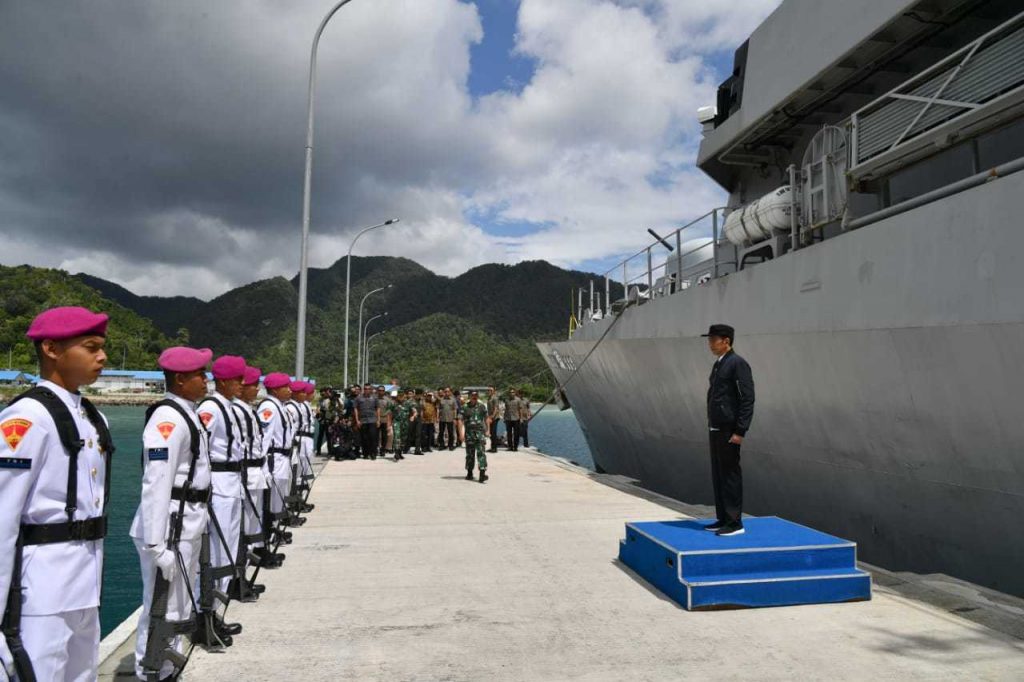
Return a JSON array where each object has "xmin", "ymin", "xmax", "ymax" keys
[{"xmin": 0, "ymin": 0, "xmax": 783, "ymax": 298}]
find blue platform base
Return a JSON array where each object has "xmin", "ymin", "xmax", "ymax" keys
[{"xmin": 618, "ymin": 517, "xmax": 871, "ymax": 610}]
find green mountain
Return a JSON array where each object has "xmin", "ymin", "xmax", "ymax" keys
[
  {"xmin": 0, "ymin": 265, "xmax": 173, "ymax": 371},
  {"xmin": 61, "ymin": 256, "xmax": 622, "ymax": 394}
]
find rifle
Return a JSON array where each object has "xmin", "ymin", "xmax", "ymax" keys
[
  {"xmin": 2, "ymin": 534, "xmax": 37, "ymax": 682},
  {"xmin": 139, "ymin": 512, "xmax": 196, "ymax": 682}
]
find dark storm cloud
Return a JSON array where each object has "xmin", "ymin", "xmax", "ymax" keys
[{"xmin": 0, "ymin": 1, "xmax": 487, "ymax": 271}]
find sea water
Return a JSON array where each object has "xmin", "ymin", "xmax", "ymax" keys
[{"xmin": 96, "ymin": 403, "xmax": 591, "ymax": 636}]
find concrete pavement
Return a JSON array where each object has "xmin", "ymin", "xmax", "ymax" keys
[{"xmin": 101, "ymin": 448, "xmax": 1024, "ymax": 680}]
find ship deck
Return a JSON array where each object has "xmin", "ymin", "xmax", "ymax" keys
[{"xmin": 99, "ymin": 449, "xmax": 1024, "ymax": 680}]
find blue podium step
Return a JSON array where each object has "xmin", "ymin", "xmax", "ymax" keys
[{"xmin": 618, "ymin": 517, "xmax": 872, "ymax": 610}]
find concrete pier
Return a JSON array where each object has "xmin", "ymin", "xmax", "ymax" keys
[{"xmin": 100, "ymin": 448, "xmax": 1024, "ymax": 680}]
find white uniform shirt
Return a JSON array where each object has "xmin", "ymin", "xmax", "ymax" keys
[
  {"xmin": 284, "ymin": 401, "xmax": 302, "ymax": 466},
  {"xmin": 232, "ymin": 399, "xmax": 269, "ymax": 491},
  {"xmin": 197, "ymin": 392, "xmax": 244, "ymax": 500},
  {"xmin": 257, "ymin": 396, "xmax": 291, "ymax": 478},
  {"xmin": 129, "ymin": 393, "xmax": 211, "ymax": 547},
  {"xmin": 0, "ymin": 380, "xmax": 107, "ymax": 615}
]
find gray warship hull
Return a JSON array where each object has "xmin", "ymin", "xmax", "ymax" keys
[{"xmin": 538, "ymin": 170, "xmax": 1024, "ymax": 597}]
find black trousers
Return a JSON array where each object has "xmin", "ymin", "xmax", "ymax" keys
[
  {"xmin": 505, "ymin": 420, "xmax": 520, "ymax": 449},
  {"xmin": 709, "ymin": 430, "xmax": 743, "ymax": 524},
  {"xmin": 359, "ymin": 423, "xmax": 379, "ymax": 459},
  {"xmin": 520, "ymin": 421, "xmax": 529, "ymax": 447},
  {"xmin": 315, "ymin": 420, "xmax": 328, "ymax": 454},
  {"xmin": 488, "ymin": 418, "xmax": 501, "ymax": 451},
  {"xmin": 439, "ymin": 421, "xmax": 455, "ymax": 448},
  {"xmin": 410, "ymin": 419, "xmax": 422, "ymax": 452},
  {"xmin": 422, "ymin": 423, "xmax": 435, "ymax": 451}
]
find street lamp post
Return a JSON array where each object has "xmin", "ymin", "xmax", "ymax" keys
[
  {"xmin": 361, "ymin": 312, "xmax": 386, "ymax": 384},
  {"xmin": 355, "ymin": 284, "xmax": 392, "ymax": 389},
  {"xmin": 342, "ymin": 219, "xmax": 399, "ymax": 386},
  {"xmin": 295, "ymin": 0, "xmax": 361, "ymax": 379},
  {"xmin": 364, "ymin": 331, "xmax": 384, "ymax": 384}
]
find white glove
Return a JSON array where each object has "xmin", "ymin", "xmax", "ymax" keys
[{"xmin": 153, "ymin": 546, "xmax": 177, "ymax": 582}]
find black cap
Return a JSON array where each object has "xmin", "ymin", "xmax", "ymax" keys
[{"xmin": 701, "ymin": 324, "xmax": 735, "ymax": 340}]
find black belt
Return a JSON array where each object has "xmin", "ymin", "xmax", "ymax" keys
[
  {"xmin": 268, "ymin": 447, "xmax": 291, "ymax": 455},
  {"xmin": 210, "ymin": 461, "xmax": 243, "ymax": 473},
  {"xmin": 296, "ymin": 430, "xmax": 314, "ymax": 437},
  {"xmin": 21, "ymin": 516, "xmax": 107, "ymax": 545},
  {"xmin": 245, "ymin": 457, "xmax": 266, "ymax": 468},
  {"xmin": 171, "ymin": 486, "xmax": 212, "ymax": 504}
]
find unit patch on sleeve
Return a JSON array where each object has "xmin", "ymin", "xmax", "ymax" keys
[
  {"xmin": 156, "ymin": 421, "xmax": 176, "ymax": 440},
  {"xmin": 0, "ymin": 456, "xmax": 32, "ymax": 469},
  {"xmin": 146, "ymin": 447, "xmax": 169, "ymax": 461},
  {"xmin": 199, "ymin": 412, "xmax": 214, "ymax": 427},
  {"xmin": 1, "ymin": 418, "xmax": 33, "ymax": 451},
  {"xmin": 260, "ymin": 409, "xmax": 274, "ymax": 425}
]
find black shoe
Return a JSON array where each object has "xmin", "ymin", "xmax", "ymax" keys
[
  {"xmin": 414, "ymin": 450, "xmax": 423, "ymax": 455},
  {"xmin": 487, "ymin": 449, "xmax": 497, "ymax": 453},
  {"xmin": 704, "ymin": 520, "xmax": 728, "ymax": 532},
  {"xmin": 250, "ymin": 583, "xmax": 267, "ymax": 594},
  {"xmin": 479, "ymin": 471, "xmax": 488, "ymax": 483},
  {"xmin": 465, "ymin": 471, "xmax": 474, "ymax": 481},
  {"xmin": 716, "ymin": 522, "xmax": 745, "ymax": 537},
  {"xmin": 448, "ymin": 446, "xmax": 455, "ymax": 451},
  {"xmin": 395, "ymin": 453, "xmax": 404, "ymax": 461},
  {"xmin": 214, "ymin": 615, "xmax": 242, "ymax": 637}
]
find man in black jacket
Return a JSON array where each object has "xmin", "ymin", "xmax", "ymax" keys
[{"xmin": 702, "ymin": 324, "xmax": 755, "ymax": 536}]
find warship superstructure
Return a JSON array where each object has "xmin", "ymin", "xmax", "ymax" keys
[{"xmin": 538, "ymin": 0, "xmax": 1024, "ymax": 596}]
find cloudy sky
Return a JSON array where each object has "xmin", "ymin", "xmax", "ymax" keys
[{"xmin": 0, "ymin": 0, "xmax": 781, "ymax": 299}]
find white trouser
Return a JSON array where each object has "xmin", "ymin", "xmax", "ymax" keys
[
  {"xmin": 299, "ymin": 439, "xmax": 314, "ymax": 477},
  {"xmin": 19, "ymin": 607, "xmax": 99, "ymax": 682},
  {"xmin": 242, "ymin": 484, "xmax": 264, "ymax": 548},
  {"xmin": 208, "ymin": 492, "xmax": 241, "ymax": 594},
  {"xmin": 133, "ymin": 537, "xmax": 200, "ymax": 681},
  {"xmin": 269, "ymin": 454, "xmax": 291, "ymax": 515}
]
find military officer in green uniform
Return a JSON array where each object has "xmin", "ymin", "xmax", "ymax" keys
[
  {"xmin": 392, "ymin": 391, "xmax": 417, "ymax": 460},
  {"xmin": 462, "ymin": 390, "xmax": 490, "ymax": 483}
]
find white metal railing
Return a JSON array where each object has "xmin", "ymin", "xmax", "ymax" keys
[
  {"xmin": 850, "ymin": 11, "xmax": 1024, "ymax": 178},
  {"xmin": 572, "ymin": 208, "xmax": 729, "ymax": 334}
]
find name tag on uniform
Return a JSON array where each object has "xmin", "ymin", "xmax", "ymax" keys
[
  {"xmin": 147, "ymin": 447, "xmax": 169, "ymax": 461},
  {"xmin": 0, "ymin": 456, "xmax": 31, "ymax": 469}
]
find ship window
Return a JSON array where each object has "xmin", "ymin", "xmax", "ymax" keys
[
  {"xmin": 885, "ymin": 142, "xmax": 974, "ymax": 206},
  {"xmin": 976, "ymin": 118, "xmax": 1024, "ymax": 170}
]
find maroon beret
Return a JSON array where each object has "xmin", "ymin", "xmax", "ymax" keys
[
  {"xmin": 26, "ymin": 306, "xmax": 109, "ymax": 341},
  {"xmin": 242, "ymin": 366, "xmax": 262, "ymax": 386},
  {"xmin": 263, "ymin": 372, "xmax": 291, "ymax": 390},
  {"xmin": 158, "ymin": 346, "xmax": 213, "ymax": 373},
  {"xmin": 211, "ymin": 355, "xmax": 246, "ymax": 380}
]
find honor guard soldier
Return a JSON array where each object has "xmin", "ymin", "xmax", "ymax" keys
[
  {"xmin": 0, "ymin": 307, "xmax": 112, "ymax": 682},
  {"xmin": 290, "ymin": 383, "xmax": 315, "ymax": 510},
  {"xmin": 300, "ymin": 384, "xmax": 317, "ymax": 485},
  {"xmin": 131, "ymin": 346, "xmax": 214, "ymax": 681},
  {"xmin": 231, "ymin": 367, "xmax": 283, "ymax": 571},
  {"xmin": 284, "ymin": 382, "xmax": 313, "ymax": 514},
  {"xmin": 462, "ymin": 391, "xmax": 490, "ymax": 483},
  {"xmin": 197, "ymin": 356, "xmax": 251, "ymax": 604},
  {"xmin": 258, "ymin": 374, "xmax": 302, "ymax": 529}
]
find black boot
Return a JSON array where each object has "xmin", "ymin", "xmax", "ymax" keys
[
  {"xmin": 465, "ymin": 470, "xmax": 474, "ymax": 481},
  {"xmin": 193, "ymin": 612, "xmax": 232, "ymax": 648},
  {"xmin": 479, "ymin": 471, "xmax": 488, "ymax": 483},
  {"xmin": 214, "ymin": 612, "xmax": 243, "ymax": 636}
]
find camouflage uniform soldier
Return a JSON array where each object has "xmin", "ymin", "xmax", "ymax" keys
[
  {"xmin": 462, "ymin": 390, "xmax": 490, "ymax": 483},
  {"xmin": 392, "ymin": 392, "xmax": 417, "ymax": 461}
]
